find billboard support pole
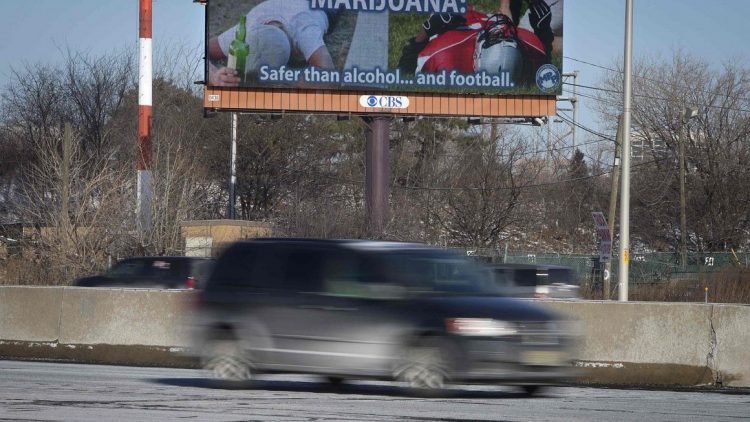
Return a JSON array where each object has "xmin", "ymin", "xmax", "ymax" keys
[
  {"xmin": 363, "ymin": 116, "xmax": 392, "ymax": 237},
  {"xmin": 137, "ymin": 0, "xmax": 153, "ymax": 237}
]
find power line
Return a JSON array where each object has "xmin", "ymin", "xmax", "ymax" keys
[
  {"xmin": 565, "ymin": 56, "xmax": 619, "ymax": 74},
  {"xmin": 410, "ymin": 136, "xmax": 611, "ymax": 161},
  {"xmin": 564, "ymin": 55, "xmax": 750, "ymax": 112},
  {"xmin": 390, "ymin": 156, "xmax": 666, "ymax": 192},
  {"xmin": 562, "ymin": 88, "xmax": 621, "ymax": 109},
  {"xmin": 564, "ymin": 81, "xmax": 750, "ymax": 114},
  {"xmin": 556, "ymin": 112, "xmax": 615, "ymax": 142}
]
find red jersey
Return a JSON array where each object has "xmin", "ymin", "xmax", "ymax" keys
[{"xmin": 416, "ymin": 10, "xmax": 547, "ymax": 79}]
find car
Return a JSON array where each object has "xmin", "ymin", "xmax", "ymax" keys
[
  {"xmin": 190, "ymin": 239, "xmax": 579, "ymax": 394},
  {"xmin": 74, "ymin": 256, "xmax": 214, "ymax": 289},
  {"xmin": 488, "ymin": 264, "xmax": 580, "ymax": 299}
]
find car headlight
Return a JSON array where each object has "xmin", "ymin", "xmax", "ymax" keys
[{"xmin": 445, "ymin": 318, "xmax": 518, "ymax": 336}]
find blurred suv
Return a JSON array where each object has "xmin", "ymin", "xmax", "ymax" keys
[
  {"xmin": 489, "ymin": 264, "xmax": 580, "ymax": 299},
  {"xmin": 191, "ymin": 239, "xmax": 579, "ymax": 394},
  {"xmin": 74, "ymin": 256, "xmax": 213, "ymax": 289}
]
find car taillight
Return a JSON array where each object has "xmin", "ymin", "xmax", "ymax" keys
[{"xmin": 185, "ymin": 276, "xmax": 196, "ymax": 290}]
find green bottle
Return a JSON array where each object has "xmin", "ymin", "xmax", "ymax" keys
[{"xmin": 227, "ymin": 16, "xmax": 249, "ymax": 82}]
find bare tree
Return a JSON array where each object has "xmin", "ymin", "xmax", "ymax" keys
[
  {"xmin": 596, "ymin": 52, "xmax": 750, "ymax": 251},
  {"xmin": 15, "ymin": 126, "xmax": 133, "ymax": 284},
  {"xmin": 436, "ymin": 128, "xmax": 537, "ymax": 247},
  {"xmin": 0, "ymin": 50, "xmax": 139, "ymax": 283}
]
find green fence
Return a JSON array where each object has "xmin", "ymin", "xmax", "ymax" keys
[{"xmin": 457, "ymin": 248, "xmax": 750, "ymax": 285}]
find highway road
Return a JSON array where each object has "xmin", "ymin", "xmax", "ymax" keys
[{"xmin": 0, "ymin": 360, "xmax": 747, "ymax": 421}]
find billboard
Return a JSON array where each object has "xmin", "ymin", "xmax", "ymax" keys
[{"xmin": 205, "ymin": 0, "xmax": 563, "ymax": 96}]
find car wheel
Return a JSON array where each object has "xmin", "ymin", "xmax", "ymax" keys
[
  {"xmin": 202, "ymin": 339, "xmax": 252, "ymax": 387},
  {"xmin": 395, "ymin": 339, "xmax": 449, "ymax": 393}
]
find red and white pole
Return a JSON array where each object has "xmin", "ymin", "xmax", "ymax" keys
[{"xmin": 137, "ymin": 0, "xmax": 153, "ymax": 232}]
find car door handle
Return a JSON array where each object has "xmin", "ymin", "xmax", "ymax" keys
[{"xmin": 298, "ymin": 305, "xmax": 358, "ymax": 312}]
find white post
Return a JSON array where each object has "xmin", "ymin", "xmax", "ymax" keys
[
  {"xmin": 228, "ymin": 113, "xmax": 238, "ymax": 220},
  {"xmin": 618, "ymin": 0, "xmax": 634, "ymax": 301}
]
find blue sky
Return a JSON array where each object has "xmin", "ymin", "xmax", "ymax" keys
[{"xmin": 1, "ymin": 0, "xmax": 748, "ymax": 136}]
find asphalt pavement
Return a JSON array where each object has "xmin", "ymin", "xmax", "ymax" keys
[{"xmin": 0, "ymin": 360, "xmax": 747, "ymax": 421}]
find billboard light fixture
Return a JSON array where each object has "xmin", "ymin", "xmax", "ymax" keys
[{"xmin": 531, "ymin": 117, "xmax": 547, "ymax": 126}]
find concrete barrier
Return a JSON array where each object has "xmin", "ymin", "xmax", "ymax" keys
[
  {"xmin": 0, "ymin": 287, "xmax": 63, "ymax": 342},
  {"xmin": 0, "ymin": 287, "xmax": 748, "ymax": 387},
  {"xmin": 543, "ymin": 301, "xmax": 718, "ymax": 386},
  {"xmin": 711, "ymin": 304, "xmax": 750, "ymax": 387},
  {"xmin": 58, "ymin": 287, "xmax": 193, "ymax": 347}
]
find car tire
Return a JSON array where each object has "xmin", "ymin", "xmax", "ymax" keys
[
  {"xmin": 202, "ymin": 339, "xmax": 252, "ymax": 388},
  {"xmin": 395, "ymin": 338, "xmax": 449, "ymax": 394}
]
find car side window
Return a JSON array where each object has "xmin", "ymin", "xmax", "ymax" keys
[
  {"xmin": 283, "ymin": 249, "xmax": 322, "ymax": 292},
  {"xmin": 144, "ymin": 259, "xmax": 180, "ymax": 279},
  {"xmin": 322, "ymin": 250, "xmax": 364, "ymax": 297},
  {"xmin": 322, "ymin": 250, "xmax": 403, "ymax": 299},
  {"xmin": 493, "ymin": 269, "xmax": 513, "ymax": 287},
  {"xmin": 209, "ymin": 246, "xmax": 258, "ymax": 288},
  {"xmin": 514, "ymin": 269, "xmax": 538, "ymax": 287},
  {"xmin": 107, "ymin": 260, "xmax": 146, "ymax": 278},
  {"xmin": 548, "ymin": 269, "xmax": 577, "ymax": 285}
]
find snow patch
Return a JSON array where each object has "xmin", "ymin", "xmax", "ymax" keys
[{"xmin": 576, "ymin": 361, "xmax": 624, "ymax": 369}]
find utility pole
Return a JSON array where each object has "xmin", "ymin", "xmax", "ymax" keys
[
  {"xmin": 604, "ymin": 115, "xmax": 623, "ymax": 300},
  {"xmin": 618, "ymin": 0, "xmax": 634, "ymax": 302},
  {"xmin": 228, "ymin": 113, "xmax": 238, "ymax": 220},
  {"xmin": 679, "ymin": 107, "xmax": 698, "ymax": 269},
  {"xmin": 560, "ymin": 72, "xmax": 579, "ymax": 155},
  {"xmin": 571, "ymin": 70, "xmax": 579, "ymax": 151},
  {"xmin": 137, "ymin": 0, "xmax": 153, "ymax": 235}
]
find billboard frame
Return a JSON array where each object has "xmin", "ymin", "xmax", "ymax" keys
[{"xmin": 201, "ymin": 0, "xmax": 559, "ymax": 118}]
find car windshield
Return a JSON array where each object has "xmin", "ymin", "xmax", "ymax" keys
[{"xmin": 375, "ymin": 249, "xmax": 501, "ymax": 296}]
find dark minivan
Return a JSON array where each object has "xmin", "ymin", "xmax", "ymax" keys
[
  {"xmin": 75, "ymin": 256, "xmax": 213, "ymax": 289},
  {"xmin": 191, "ymin": 239, "xmax": 578, "ymax": 394}
]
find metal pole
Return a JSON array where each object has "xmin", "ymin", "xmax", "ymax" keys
[
  {"xmin": 137, "ymin": 0, "xmax": 153, "ymax": 234},
  {"xmin": 679, "ymin": 107, "xmax": 698, "ymax": 269},
  {"xmin": 572, "ymin": 71, "xmax": 579, "ymax": 152},
  {"xmin": 618, "ymin": 0, "xmax": 634, "ymax": 302},
  {"xmin": 679, "ymin": 115, "xmax": 687, "ymax": 270},
  {"xmin": 229, "ymin": 113, "xmax": 238, "ymax": 220},
  {"xmin": 364, "ymin": 116, "xmax": 392, "ymax": 236}
]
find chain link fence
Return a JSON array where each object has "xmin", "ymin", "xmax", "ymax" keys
[{"xmin": 455, "ymin": 247, "xmax": 750, "ymax": 286}]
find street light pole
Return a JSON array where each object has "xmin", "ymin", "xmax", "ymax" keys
[
  {"xmin": 229, "ymin": 113, "xmax": 238, "ymax": 220},
  {"xmin": 679, "ymin": 107, "xmax": 698, "ymax": 269},
  {"xmin": 618, "ymin": 0, "xmax": 634, "ymax": 302}
]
